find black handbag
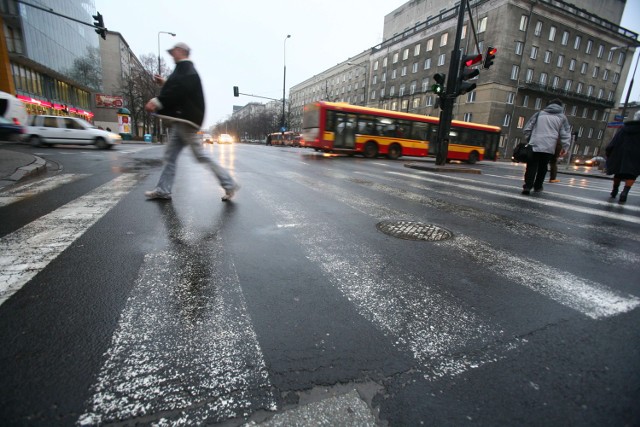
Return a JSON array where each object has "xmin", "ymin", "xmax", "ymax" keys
[{"xmin": 513, "ymin": 142, "xmax": 533, "ymax": 163}]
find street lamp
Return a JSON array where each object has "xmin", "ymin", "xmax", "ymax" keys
[
  {"xmin": 157, "ymin": 31, "xmax": 176, "ymax": 75},
  {"xmin": 611, "ymin": 46, "xmax": 640, "ymax": 120},
  {"xmin": 282, "ymin": 34, "xmax": 291, "ymax": 132},
  {"xmin": 347, "ymin": 61, "xmax": 369, "ymax": 106}
]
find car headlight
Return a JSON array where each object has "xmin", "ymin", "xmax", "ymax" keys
[{"xmin": 110, "ymin": 133, "xmax": 122, "ymax": 140}]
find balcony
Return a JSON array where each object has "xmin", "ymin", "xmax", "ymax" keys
[{"xmin": 518, "ymin": 82, "xmax": 615, "ymax": 108}]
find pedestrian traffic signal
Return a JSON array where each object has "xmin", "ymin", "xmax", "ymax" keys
[
  {"xmin": 233, "ymin": 86, "xmax": 239, "ymax": 97},
  {"xmin": 483, "ymin": 46, "xmax": 497, "ymax": 69},
  {"xmin": 92, "ymin": 12, "xmax": 106, "ymax": 40},
  {"xmin": 457, "ymin": 54, "xmax": 482, "ymax": 96},
  {"xmin": 432, "ymin": 73, "xmax": 446, "ymax": 95}
]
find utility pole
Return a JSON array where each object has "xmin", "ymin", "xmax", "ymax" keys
[{"xmin": 435, "ymin": 0, "xmax": 467, "ymax": 165}]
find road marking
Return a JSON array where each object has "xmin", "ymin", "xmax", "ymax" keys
[
  {"xmin": 0, "ymin": 173, "xmax": 89, "ymax": 207},
  {"xmin": 389, "ymin": 170, "xmax": 640, "ymax": 223},
  {"xmin": 284, "ymin": 171, "xmax": 640, "ymax": 320},
  {"xmin": 0, "ymin": 174, "xmax": 138, "ymax": 307},
  {"xmin": 78, "ymin": 210, "xmax": 275, "ymax": 425},
  {"xmin": 255, "ymin": 187, "xmax": 506, "ymax": 380}
]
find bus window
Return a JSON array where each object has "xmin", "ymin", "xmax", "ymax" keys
[
  {"xmin": 412, "ymin": 122, "xmax": 428, "ymax": 140},
  {"xmin": 357, "ymin": 115, "xmax": 377, "ymax": 136}
]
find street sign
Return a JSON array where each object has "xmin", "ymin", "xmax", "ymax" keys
[
  {"xmin": 614, "ymin": 114, "xmax": 624, "ymax": 121},
  {"xmin": 607, "ymin": 122, "xmax": 624, "ymax": 128}
]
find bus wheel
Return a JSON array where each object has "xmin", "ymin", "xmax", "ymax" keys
[
  {"xmin": 363, "ymin": 141, "xmax": 378, "ymax": 158},
  {"xmin": 387, "ymin": 143, "xmax": 402, "ymax": 160},
  {"xmin": 468, "ymin": 151, "xmax": 479, "ymax": 164}
]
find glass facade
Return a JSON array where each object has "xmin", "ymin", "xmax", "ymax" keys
[{"xmin": 1, "ymin": 0, "xmax": 100, "ymax": 119}]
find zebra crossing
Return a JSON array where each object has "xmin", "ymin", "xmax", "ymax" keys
[{"xmin": 1, "ymin": 159, "xmax": 638, "ymax": 425}]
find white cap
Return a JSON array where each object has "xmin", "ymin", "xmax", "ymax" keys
[{"xmin": 167, "ymin": 42, "xmax": 190, "ymax": 54}]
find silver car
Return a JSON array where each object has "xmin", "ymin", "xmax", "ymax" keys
[{"xmin": 24, "ymin": 115, "xmax": 122, "ymax": 149}]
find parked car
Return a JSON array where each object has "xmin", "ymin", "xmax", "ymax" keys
[
  {"xmin": 574, "ymin": 156, "xmax": 605, "ymax": 167},
  {"xmin": 24, "ymin": 115, "xmax": 122, "ymax": 149},
  {"xmin": 0, "ymin": 116, "xmax": 25, "ymax": 141},
  {"xmin": 218, "ymin": 133, "xmax": 233, "ymax": 144},
  {"xmin": 0, "ymin": 91, "xmax": 28, "ymax": 129}
]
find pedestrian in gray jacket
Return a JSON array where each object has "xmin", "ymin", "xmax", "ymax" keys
[{"xmin": 521, "ymin": 99, "xmax": 571, "ymax": 194}]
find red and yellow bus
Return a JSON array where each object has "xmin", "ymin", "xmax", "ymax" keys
[
  {"xmin": 266, "ymin": 131, "xmax": 302, "ymax": 147},
  {"xmin": 302, "ymin": 101, "xmax": 501, "ymax": 163}
]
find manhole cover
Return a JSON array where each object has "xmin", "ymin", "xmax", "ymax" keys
[{"xmin": 376, "ymin": 220, "xmax": 453, "ymax": 241}]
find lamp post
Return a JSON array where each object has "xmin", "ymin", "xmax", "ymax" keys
[
  {"xmin": 157, "ymin": 31, "xmax": 176, "ymax": 75},
  {"xmin": 347, "ymin": 61, "xmax": 369, "ymax": 106},
  {"xmin": 282, "ymin": 34, "xmax": 291, "ymax": 132},
  {"xmin": 611, "ymin": 46, "xmax": 640, "ymax": 121}
]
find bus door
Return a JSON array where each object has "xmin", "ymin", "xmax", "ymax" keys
[{"xmin": 333, "ymin": 113, "xmax": 356, "ymax": 149}]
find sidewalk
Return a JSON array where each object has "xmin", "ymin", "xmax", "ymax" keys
[{"xmin": 0, "ymin": 148, "xmax": 48, "ymax": 190}]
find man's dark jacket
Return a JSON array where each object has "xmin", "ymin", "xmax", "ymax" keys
[
  {"xmin": 606, "ymin": 120, "xmax": 640, "ymax": 176},
  {"xmin": 157, "ymin": 60, "xmax": 205, "ymax": 127}
]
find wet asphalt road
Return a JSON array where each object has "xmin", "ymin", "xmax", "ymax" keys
[{"xmin": 0, "ymin": 142, "xmax": 638, "ymax": 426}]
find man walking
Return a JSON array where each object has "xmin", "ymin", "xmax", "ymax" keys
[
  {"xmin": 144, "ymin": 42, "xmax": 238, "ymax": 201},
  {"xmin": 521, "ymin": 99, "xmax": 571, "ymax": 194}
]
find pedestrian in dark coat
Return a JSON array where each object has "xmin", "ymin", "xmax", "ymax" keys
[{"xmin": 605, "ymin": 110, "xmax": 640, "ymax": 204}]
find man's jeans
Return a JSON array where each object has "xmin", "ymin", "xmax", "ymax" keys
[{"xmin": 155, "ymin": 123, "xmax": 235, "ymax": 195}]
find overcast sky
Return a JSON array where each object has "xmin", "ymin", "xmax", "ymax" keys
[{"xmin": 95, "ymin": 0, "xmax": 640, "ymax": 128}]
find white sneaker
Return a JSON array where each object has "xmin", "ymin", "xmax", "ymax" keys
[
  {"xmin": 221, "ymin": 184, "xmax": 240, "ymax": 201},
  {"xmin": 145, "ymin": 190, "xmax": 172, "ymax": 200}
]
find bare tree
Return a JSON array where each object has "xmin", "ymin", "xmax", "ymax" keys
[{"xmin": 69, "ymin": 46, "xmax": 102, "ymax": 91}]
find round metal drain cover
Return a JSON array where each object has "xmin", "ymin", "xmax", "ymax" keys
[{"xmin": 376, "ymin": 220, "xmax": 453, "ymax": 241}]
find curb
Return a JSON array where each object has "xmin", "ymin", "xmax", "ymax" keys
[
  {"xmin": 6, "ymin": 155, "xmax": 47, "ymax": 182},
  {"xmin": 404, "ymin": 162, "xmax": 482, "ymax": 174}
]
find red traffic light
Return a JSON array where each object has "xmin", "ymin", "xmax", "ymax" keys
[
  {"xmin": 487, "ymin": 47, "xmax": 497, "ymax": 56},
  {"xmin": 463, "ymin": 54, "xmax": 483, "ymax": 67}
]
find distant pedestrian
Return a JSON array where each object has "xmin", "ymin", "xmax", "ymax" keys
[
  {"xmin": 521, "ymin": 99, "xmax": 571, "ymax": 195},
  {"xmin": 144, "ymin": 42, "xmax": 238, "ymax": 202},
  {"xmin": 548, "ymin": 140, "xmax": 562, "ymax": 183},
  {"xmin": 605, "ymin": 110, "xmax": 640, "ymax": 204}
]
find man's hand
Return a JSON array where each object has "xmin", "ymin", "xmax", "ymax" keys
[
  {"xmin": 145, "ymin": 100, "xmax": 157, "ymax": 113},
  {"xmin": 154, "ymin": 74, "xmax": 165, "ymax": 85},
  {"xmin": 560, "ymin": 149, "xmax": 567, "ymax": 156}
]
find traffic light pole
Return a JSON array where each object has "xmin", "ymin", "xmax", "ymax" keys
[{"xmin": 435, "ymin": 0, "xmax": 467, "ymax": 165}]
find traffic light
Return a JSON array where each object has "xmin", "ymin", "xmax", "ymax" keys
[
  {"xmin": 432, "ymin": 73, "xmax": 446, "ymax": 95},
  {"xmin": 233, "ymin": 86, "xmax": 239, "ymax": 97},
  {"xmin": 92, "ymin": 12, "xmax": 106, "ymax": 40},
  {"xmin": 483, "ymin": 46, "xmax": 497, "ymax": 69},
  {"xmin": 457, "ymin": 53, "xmax": 482, "ymax": 96}
]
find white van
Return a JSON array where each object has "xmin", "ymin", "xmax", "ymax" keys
[{"xmin": 0, "ymin": 91, "xmax": 28, "ymax": 128}]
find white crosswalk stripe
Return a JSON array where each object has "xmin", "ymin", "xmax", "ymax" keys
[
  {"xmin": 0, "ymin": 173, "xmax": 138, "ymax": 307},
  {"xmin": 0, "ymin": 173, "xmax": 89, "ymax": 207}
]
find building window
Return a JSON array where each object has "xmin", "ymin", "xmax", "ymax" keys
[
  {"xmin": 586, "ymin": 85, "xmax": 594, "ymax": 96},
  {"xmin": 372, "ymin": 75, "xmax": 378, "ymax": 84},
  {"xmin": 467, "ymin": 91, "xmax": 476, "ymax": 103},
  {"xmin": 424, "ymin": 58, "xmax": 431, "ymax": 70},
  {"xmin": 522, "ymin": 95, "xmax": 529, "ymax": 107},
  {"xmin": 613, "ymin": 72, "xmax": 620, "ymax": 84},
  {"xmin": 412, "ymin": 62, "xmax": 418, "ymax": 73},
  {"xmin": 401, "ymin": 99, "xmax": 408, "ymax": 111},
  {"xmin": 544, "ymin": 51, "xmax": 552, "ymax": 63},
  {"xmin": 582, "ymin": 107, "xmax": 588, "ymax": 118},
  {"xmin": 535, "ymin": 20, "xmax": 543, "ymax": 36},
  {"xmin": 607, "ymin": 50, "xmax": 614, "ymax": 62},
  {"xmin": 557, "ymin": 54, "xmax": 564, "ymax": 68},
  {"xmin": 410, "ymin": 81, "xmax": 417, "ymax": 94},
  {"xmin": 552, "ymin": 76, "xmax": 560, "ymax": 89},
  {"xmin": 576, "ymin": 82, "xmax": 583, "ymax": 94},
  {"xmin": 603, "ymin": 69, "xmax": 609, "ymax": 81},
  {"xmin": 478, "ymin": 17, "xmax": 487, "ymax": 33},
  {"xmin": 561, "ymin": 31, "xmax": 569, "ymax": 45},
  {"xmin": 393, "ymin": 52, "xmax": 399, "ymax": 63},
  {"xmin": 403, "ymin": 48, "xmax": 409, "ymax": 60},
  {"xmin": 608, "ymin": 91, "xmax": 614, "ymax": 101},
  {"xmin": 389, "ymin": 86, "xmax": 395, "ymax": 96},
  {"xmin": 426, "ymin": 96, "xmax": 433, "ymax": 107},
  {"xmin": 511, "ymin": 65, "xmax": 520, "ymax": 80},
  {"xmin": 564, "ymin": 79, "xmax": 572, "ymax": 91},
  {"xmin": 517, "ymin": 116, "xmax": 526, "ymax": 128},
  {"xmin": 515, "ymin": 41, "xmax": 523, "ymax": 55},
  {"xmin": 503, "ymin": 114, "xmax": 511, "ymax": 126},
  {"xmin": 525, "ymin": 68, "xmax": 534, "ymax": 83},
  {"xmin": 507, "ymin": 92, "xmax": 515, "ymax": 104},
  {"xmin": 597, "ymin": 45, "xmax": 604, "ymax": 59},
  {"xmin": 414, "ymin": 44, "xmax": 421, "ymax": 56},
  {"xmin": 374, "ymin": 60, "xmax": 379, "ymax": 71},
  {"xmin": 535, "ymin": 98, "xmax": 542, "ymax": 109},
  {"xmin": 383, "ymin": 57, "xmax": 388, "ymax": 67},
  {"xmin": 382, "ymin": 72, "xmax": 386, "ymax": 82},
  {"xmin": 426, "ymin": 39, "xmax": 433, "ymax": 51},
  {"xmin": 569, "ymin": 59, "xmax": 576, "ymax": 71},
  {"xmin": 539, "ymin": 72, "xmax": 548, "ymax": 85},
  {"xmin": 617, "ymin": 52, "xmax": 625, "ymax": 66},
  {"xmin": 461, "ymin": 25, "xmax": 467, "ymax": 40},
  {"xmin": 588, "ymin": 128, "xmax": 594, "ymax": 138},
  {"xmin": 399, "ymin": 84, "xmax": 405, "ymax": 96},
  {"xmin": 463, "ymin": 112, "xmax": 473, "ymax": 122},
  {"xmin": 371, "ymin": 90, "xmax": 376, "ymax": 100},
  {"xmin": 586, "ymin": 40, "xmax": 593, "ymax": 54},
  {"xmin": 422, "ymin": 78, "xmax": 429, "ymax": 92},
  {"xmin": 597, "ymin": 88, "xmax": 604, "ymax": 98},
  {"xmin": 530, "ymin": 46, "xmax": 538, "ymax": 59},
  {"xmin": 392, "ymin": 69, "xmax": 397, "ymax": 79},
  {"xmin": 580, "ymin": 62, "xmax": 588, "ymax": 74},
  {"xmin": 549, "ymin": 26, "xmax": 556, "ymax": 41},
  {"xmin": 391, "ymin": 101, "xmax": 398, "ymax": 111},
  {"xmin": 519, "ymin": 15, "xmax": 528, "ymax": 31},
  {"xmin": 412, "ymin": 97, "xmax": 420, "ymax": 109},
  {"xmin": 570, "ymin": 105, "xmax": 577, "ymax": 116},
  {"xmin": 440, "ymin": 33, "xmax": 448, "ymax": 47},
  {"xmin": 597, "ymin": 129, "xmax": 604, "ymax": 140},
  {"xmin": 401, "ymin": 66, "xmax": 407, "ymax": 76},
  {"xmin": 592, "ymin": 110, "xmax": 599, "ymax": 120},
  {"xmin": 574, "ymin": 35, "xmax": 581, "ymax": 50},
  {"xmin": 592, "ymin": 66, "xmax": 600, "ymax": 78},
  {"xmin": 438, "ymin": 54, "xmax": 446, "ymax": 66}
]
